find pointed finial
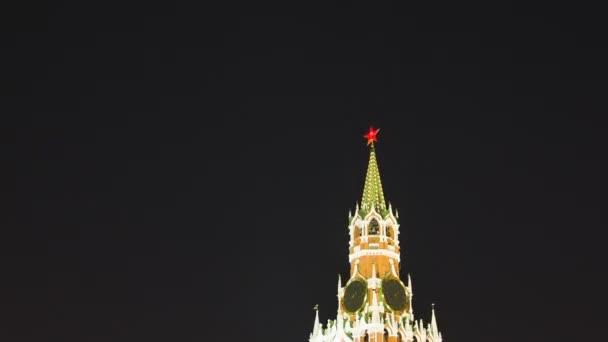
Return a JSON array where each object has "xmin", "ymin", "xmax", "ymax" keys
[
  {"xmin": 353, "ymin": 259, "xmax": 360, "ymax": 277},
  {"xmin": 388, "ymin": 258, "xmax": 398, "ymax": 277},
  {"xmin": 395, "ymin": 209, "xmax": 399, "ymax": 219},
  {"xmin": 312, "ymin": 305, "xmax": 320, "ymax": 336},
  {"xmin": 408, "ymin": 273, "xmax": 412, "ymax": 292},
  {"xmin": 431, "ymin": 303, "xmax": 439, "ymax": 336}
]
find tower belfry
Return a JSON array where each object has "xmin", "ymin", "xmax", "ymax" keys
[{"xmin": 309, "ymin": 128, "xmax": 443, "ymax": 342}]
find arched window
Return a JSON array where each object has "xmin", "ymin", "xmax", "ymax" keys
[
  {"xmin": 369, "ymin": 219, "xmax": 379, "ymax": 235},
  {"xmin": 384, "ymin": 329, "xmax": 389, "ymax": 342}
]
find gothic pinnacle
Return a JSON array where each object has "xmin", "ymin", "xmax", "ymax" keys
[
  {"xmin": 431, "ymin": 304, "xmax": 439, "ymax": 337},
  {"xmin": 312, "ymin": 305, "xmax": 320, "ymax": 337},
  {"xmin": 408, "ymin": 273, "xmax": 413, "ymax": 293},
  {"xmin": 389, "ymin": 259, "xmax": 398, "ymax": 277}
]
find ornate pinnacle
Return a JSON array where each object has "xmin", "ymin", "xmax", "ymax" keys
[
  {"xmin": 430, "ymin": 304, "xmax": 439, "ymax": 337},
  {"xmin": 408, "ymin": 273, "xmax": 413, "ymax": 293}
]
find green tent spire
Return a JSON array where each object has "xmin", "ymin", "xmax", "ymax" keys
[{"xmin": 361, "ymin": 128, "xmax": 386, "ymax": 212}]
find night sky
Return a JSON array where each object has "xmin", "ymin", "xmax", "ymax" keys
[{"xmin": 8, "ymin": 1, "xmax": 608, "ymax": 341}]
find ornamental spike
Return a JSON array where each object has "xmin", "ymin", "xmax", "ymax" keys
[
  {"xmin": 312, "ymin": 305, "xmax": 320, "ymax": 337},
  {"xmin": 431, "ymin": 304, "xmax": 439, "ymax": 337},
  {"xmin": 408, "ymin": 273, "xmax": 413, "ymax": 294},
  {"xmin": 337, "ymin": 314, "xmax": 344, "ymax": 333},
  {"xmin": 371, "ymin": 291, "xmax": 381, "ymax": 324},
  {"xmin": 389, "ymin": 258, "xmax": 398, "ymax": 277},
  {"xmin": 353, "ymin": 259, "xmax": 360, "ymax": 277}
]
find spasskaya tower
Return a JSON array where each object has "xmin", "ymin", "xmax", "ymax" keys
[{"xmin": 309, "ymin": 128, "xmax": 443, "ymax": 342}]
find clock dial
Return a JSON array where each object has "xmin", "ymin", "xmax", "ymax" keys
[
  {"xmin": 382, "ymin": 278, "xmax": 408, "ymax": 311},
  {"xmin": 343, "ymin": 279, "xmax": 367, "ymax": 313}
]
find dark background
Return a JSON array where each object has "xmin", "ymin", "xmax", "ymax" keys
[{"xmin": 7, "ymin": 1, "xmax": 608, "ymax": 341}]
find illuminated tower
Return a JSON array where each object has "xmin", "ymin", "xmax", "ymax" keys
[{"xmin": 309, "ymin": 128, "xmax": 443, "ymax": 342}]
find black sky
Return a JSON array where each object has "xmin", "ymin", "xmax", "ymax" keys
[{"xmin": 7, "ymin": 1, "xmax": 608, "ymax": 341}]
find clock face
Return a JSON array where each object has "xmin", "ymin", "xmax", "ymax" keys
[
  {"xmin": 343, "ymin": 279, "xmax": 367, "ymax": 313},
  {"xmin": 382, "ymin": 278, "xmax": 408, "ymax": 311}
]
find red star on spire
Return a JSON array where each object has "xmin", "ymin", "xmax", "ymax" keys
[{"xmin": 364, "ymin": 127, "xmax": 380, "ymax": 145}]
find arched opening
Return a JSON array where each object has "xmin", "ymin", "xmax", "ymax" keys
[
  {"xmin": 383, "ymin": 329, "xmax": 389, "ymax": 342},
  {"xmin": 369, "ymin": 218, "xmax": 379, "ymax": 235}
]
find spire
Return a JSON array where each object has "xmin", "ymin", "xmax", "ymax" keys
[
  {"xmin": 312, "ymin": 305, "xmax": 320, "ymax": 337},
  {"xmin": 408, "ymin": 273, "xmax": 412, "ymax": 293},
  {"xmin": 336, "ymin": 274, "xmax": 342, "ymax": 314},
  {"xmin": 430, "ymin": 304, "xmax": 439, "ymax": 337},
  {"xmin": 361, "ymin": 127, "xmax": 387, "ymax": 212}
]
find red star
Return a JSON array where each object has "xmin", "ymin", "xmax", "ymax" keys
[{"xmin": 364, "ymin": 127, "xmax": 380, "ymax": 145}]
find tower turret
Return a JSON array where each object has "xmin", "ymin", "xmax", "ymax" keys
[{"xmin": 309, "ymin": 127, "xmax": 444, "ymax": 342}]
